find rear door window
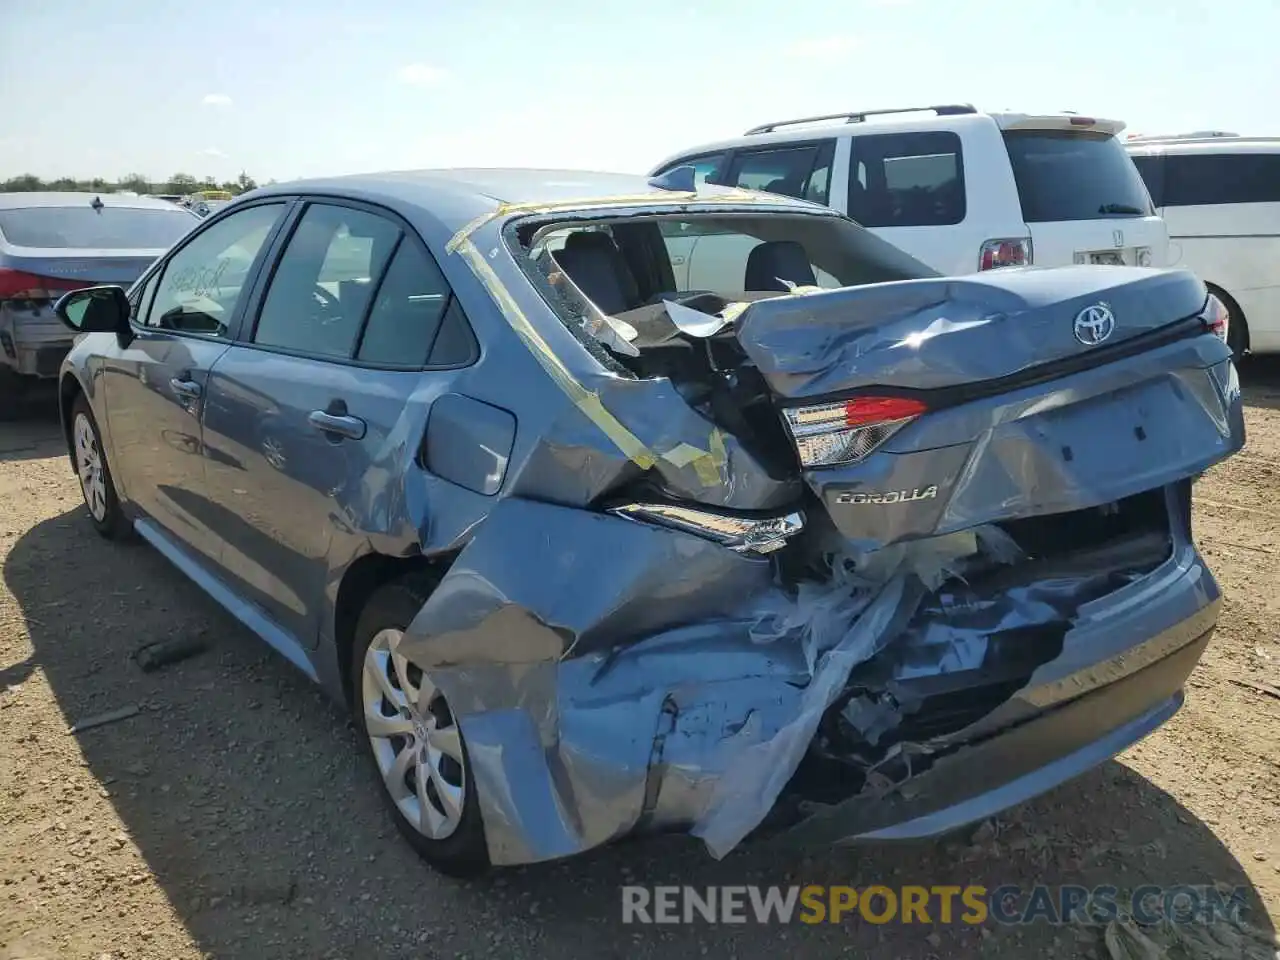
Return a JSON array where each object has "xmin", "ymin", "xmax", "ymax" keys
[
  {"xmin": 252, "ymin": 203, "xmax": 400, "ymax": 360},
  {"xmin": 1162, "ymin": 153, "xmax": 1280, "ymax": 206},
  {"xmin": 0, "ymin": 205, "xmax": 198, "ymax": 249},
  {"xmin": 725, "ymin": 141, "xmax": 836, "ymax": 204},
  {"xmin": 847, "ymin": 132, "xmax": 965, "ymax": 228},
  {"xmin": 357, "ymin": 241, "xmax": 476, "ymax": 367},
  {"xmin": 1002, "ymin": 130, "xmax": 1153, "ymax": 222}
]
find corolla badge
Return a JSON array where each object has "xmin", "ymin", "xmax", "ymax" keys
[{"xmin": 1073, "ymin": 302, "xmax": 1116, "ymax": 346}]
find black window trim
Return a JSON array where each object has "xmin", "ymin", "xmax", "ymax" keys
[
  {"xmin": 847, "ymin": 129, "xmax": 968, "ymax": 228},
  {"xmin": 128, "ymin": 197, "xmax": 297, "ymax": 344},
  {"xmin": 237, "ymin": 195, "xmax": 479, "ymax": 372}
]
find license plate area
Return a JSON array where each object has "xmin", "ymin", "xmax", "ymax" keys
[{"xmin": 1075, "ymin": 249, "xmax": 1130, "ymax": 266}]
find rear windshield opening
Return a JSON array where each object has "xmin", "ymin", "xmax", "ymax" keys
[
  {"xmin": 509, "ymin": 210, "xmax": 934, "ymax": 366},
  {"xmin": 1003, "ymin": 130, "xmax": 1155, "ymax": 223},
  {"xmin": 0, "ymin": 206, "xmax": 197, "ymax": 249}
]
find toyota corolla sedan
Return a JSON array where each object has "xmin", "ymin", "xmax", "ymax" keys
[{"xmin": 52, "ymin": 168, "xmax": 1244, "ymax": 877}]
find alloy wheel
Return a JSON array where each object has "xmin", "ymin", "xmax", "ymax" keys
[
  {"xmin": 74, "ymin": 412, "xmax": 108, "ymax": 523},
  {"xmin": 360, "ymin": 628, "xmax": 466, "ymax": 839}
]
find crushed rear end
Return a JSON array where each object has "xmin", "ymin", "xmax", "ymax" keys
[{"xmin": 400, "ymin": 200, "xmax": 1243, "ymax": 866}]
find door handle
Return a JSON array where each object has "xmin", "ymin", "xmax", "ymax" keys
[
  {"xmin": 308, "ymin": 410, "xmax": 366, "ymax": 441},
  {"xmin": 169, "ymin": 378, "xmax": 202, "ymax": 399}
]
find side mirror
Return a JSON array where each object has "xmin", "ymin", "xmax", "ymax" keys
[{"xmin": 54, "ymin": 286, "xmax": 131, "ymax": 335}]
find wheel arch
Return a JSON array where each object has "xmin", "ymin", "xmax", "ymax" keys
[
  {"xmin": 332, "ymin": 550, "xmax": 458, "ymax": 708},
  {"xmin": 59, "ymin": 372, "xmax": 86, "ymax": 471}
]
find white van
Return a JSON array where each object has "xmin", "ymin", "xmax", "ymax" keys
[
  {"xmin": 651, "ymin": 104, "xmax": 1168, "ymax": 280},
  {"xmin": 1126, "ymin": 134, "xmax": 1280, "ymax": 357}
]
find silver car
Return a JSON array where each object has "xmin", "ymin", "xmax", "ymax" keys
[
  {"xmin": 51, "ymin": 169, "xmax": 1243, "ymax": 877},
  {"xmin": 0, "ymin": 192, "xmax": 198, "ymax": 401}
]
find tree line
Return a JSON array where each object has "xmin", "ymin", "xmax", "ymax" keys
[{"xmin": 1, "ymin": 171, "xmax": 268, "ymax": 196}]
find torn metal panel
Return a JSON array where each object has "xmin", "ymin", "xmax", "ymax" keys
[{"xmin": 398, "ymin": 497, "xmax": 1032, "ymax": 864}]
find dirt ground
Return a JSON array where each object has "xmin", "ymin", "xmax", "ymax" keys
[{"xmin": 1, "ymin": 362, "xmax": 1278, "ymax": 960}]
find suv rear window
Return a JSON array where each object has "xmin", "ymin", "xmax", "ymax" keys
[
  {"xmin": 1003, "ymin": 130, "xmax": 1153, "ymax": 222},
  {"xmin": 0, "ymin": 206, "xmax": 197, "ymax": 249}
]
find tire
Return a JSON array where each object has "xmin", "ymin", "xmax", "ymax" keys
[
  {"xmin": 69, "ymin": 394, "xmax": 132, "ymax": 539},
  {"xmin": 351, "ymin": 575, "xmax": 490, "ymax": 878}
]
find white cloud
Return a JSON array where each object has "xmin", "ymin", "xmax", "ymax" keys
[
  {"xmin": 198, "ymin": 147, "xmax": 228, "ymax": 159},
  {"xmin": 784, "ymin": 35, "xmax": 859, "ymax": 57},
  {"xmin": 201, "ymin": 93, "xmax": 233, "ymax": 107},
  {"xmin": 396, "ymin": 63, "xmax": 447, "ymax": 86}
]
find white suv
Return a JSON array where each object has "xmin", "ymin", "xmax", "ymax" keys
[
  {"xmin": 651, "ymin": 104, "xmax": 1168, "ymax": 279},
  {"xmin": 1126, "ymin": 133, "xmax": 1280, "ymax": 357}
]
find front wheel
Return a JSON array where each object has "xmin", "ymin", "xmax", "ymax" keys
[
  {"xmin": 70, "ymin": 394, "xmax": 131, "ymax": 539},
  {"xmin": 351, "ymin": 576, "xmax": 490, "ymax": 878}
]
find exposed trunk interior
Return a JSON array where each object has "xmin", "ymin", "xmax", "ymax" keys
[{"xmin": 777, "ymin": 487, "xmax": 1174, "ymax": 814}]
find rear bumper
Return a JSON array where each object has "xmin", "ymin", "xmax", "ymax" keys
[
  {"xmin": 398, "ymin": 497, "xmax": 1220, "ymax": 867},
  {"xmin": 778, "ymin": 622, "xmax": 1211, "ymax": 847},
  {"xmin": 0, "ymin": 306, "xmax": 72, "ymax": 378}
]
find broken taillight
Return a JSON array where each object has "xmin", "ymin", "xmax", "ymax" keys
[
  {"xmin": 1199, "ymin": 293, "xmax": 1229, "ymax": 343},
  {"xmin": 783, "ymin": 396, "xmax": 928, "ymax": 468}
]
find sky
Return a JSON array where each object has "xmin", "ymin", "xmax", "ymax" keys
[{"xmin": 2, "ymin": 0, "xmax": 1278, "ymax": 183}]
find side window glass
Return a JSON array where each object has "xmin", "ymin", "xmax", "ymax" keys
[
  {"xmin": 847, "ymin": 132, "xmax": 966, "ymax": 228},
  {"xmin": 1164, "ymin": 153, "xmax": 1280, "ymax": 206},
  {"xmin": 143, "ymin": 204, "xmax": 284, "ymax": 336},
  {"xmin": 357, "ymin": 241, "xmax": 460, "ymax": 367},
  {"xmin": 427, "ymin": 299, "xmax": 478, "ymax": 366},
  {"xmin": 727, "ymin": 144, "xmax": 834, "ymax": 205},
  {"xmin": 253, "ymin": 204, "xmax": 400, "ymax": 360}
]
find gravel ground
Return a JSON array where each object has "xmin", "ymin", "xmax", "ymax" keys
[{"xmin": 1, "ymin": 362, "xmax": 1278, "ymax": 960}]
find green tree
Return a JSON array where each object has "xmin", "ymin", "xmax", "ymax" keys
[
  {"xmin": 237, "ymin": 171, "xmax": 258, "ymax": 193},
  {"xmin": 3, "ymin": 174, "xmax": 43, "ymax": 192},
  {"xmin": 119, "ymin": 173, "xmax": 151, "ymax": 194},
  {"xmin": 167, "ymin": 173, "xmax": 198, "ymax": 194}
]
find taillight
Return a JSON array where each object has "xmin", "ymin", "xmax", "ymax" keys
[
  {"xmin": 978, "ymin": 238, "xmax": 1032, "ymax": 271},
  {"xmin": 1200, "ymin": 294, "xmax": 1229, "ymax": 342},
  {"xmin": 0, "ymin": 269, "xmax": 88, "ymax": 302},
  {"xmin": 782, "ymin": 396, "xmax": 928, "ymax": 468}
]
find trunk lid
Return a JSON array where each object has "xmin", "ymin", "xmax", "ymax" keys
[
  {"xmin": 0, "ymin": 249, "xmax": 163, "ymax": 290},
  {"xmin": 732, "ymin": 266, "xmax": 1244, "ymax": 549}
]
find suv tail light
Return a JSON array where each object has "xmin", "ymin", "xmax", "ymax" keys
[
  {"xmin": 978, "ymin": 238, "xmax": 1032, "ymax": 271},
  {"xmin": 0, "ymin": 269, "xmax": 88, "ymax": 302},
  {"xmin": 782, "ymin": 396, "xmax": 928, "ymax": 468},
  {"xmin": 1200, "ymin": 293, "xmax": 1229, "ymax": 342}
]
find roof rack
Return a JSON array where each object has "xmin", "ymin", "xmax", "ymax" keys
[{"xmin": 744, "ymin": 103, "xmax": 977, "ymax": 136}]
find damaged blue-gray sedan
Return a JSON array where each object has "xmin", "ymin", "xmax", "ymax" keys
[{"xmin": 51, "ymin": 168, "xmax": 1244, "ymax": 877}]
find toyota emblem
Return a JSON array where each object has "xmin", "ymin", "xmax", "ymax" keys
[{"xmin": 1074, "ymin": 303, "xmax": 1116, "ymax": 345}]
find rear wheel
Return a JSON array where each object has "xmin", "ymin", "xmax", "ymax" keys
[
  {"xmin": 351, "ymin": 576, "xmax": 489, "ymax": 878},
  {"xmin": 70, "ymin": 394, "xmax": 131, "ymax": 539}
]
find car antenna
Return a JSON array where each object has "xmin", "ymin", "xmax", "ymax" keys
[
  {"xmin": 90, "ymin": 195, "xmax": 104, "ymax": 212},
  {"xmin": 647, "ymin": 165, "xmax": 697, "ymax": 192}
]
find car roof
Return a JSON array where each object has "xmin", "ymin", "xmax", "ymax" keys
[
  {"xmin": 1126, "ymin": 136, "xmax": 1280, "ymax": 155},
  {"xmin": 0, "ymin": 192, "xmax": 195, "ymax": 211},
  {"xmin": 247, "ymin": 167, "xmax": 819, "ymax": 239},
  {"xmin": 256, "ymin": 167, "xmax": 801, "ymax": 206}
]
